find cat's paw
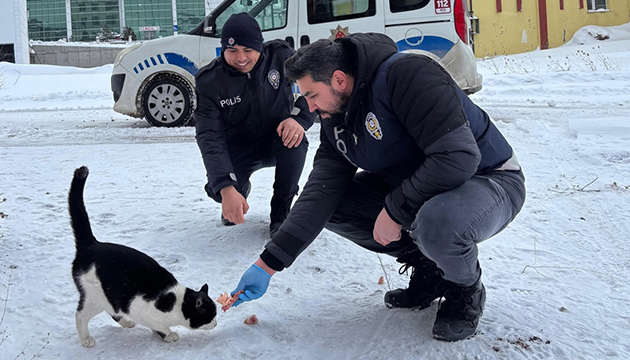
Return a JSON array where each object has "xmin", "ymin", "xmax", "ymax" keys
[
  {"xmin": 162, "ymin": 332, "xmax": 179, "ymax": 343},
  {"xmin": 118, "ymin": 319, "xmax": 136, "ymax": 328},
  {"xmin": 81, "ymin": 336, "xmax": 96, "ymax": 347}
]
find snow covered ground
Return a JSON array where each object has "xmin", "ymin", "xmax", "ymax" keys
[{"xmin": 1, "ymin": 29, "xmax": 630, "ymax": 359}]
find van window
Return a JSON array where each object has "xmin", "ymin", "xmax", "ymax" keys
[
  {"xmin": 215, "ymin": 0, "xmax": 288, "ymax": 36},
  {"xmin": 389, "ymin": 0, "xmax": 431, "ymax": 13},
  {"xmin": 307, "ymin": 0, "xmax": 376, "ymax": 25}
]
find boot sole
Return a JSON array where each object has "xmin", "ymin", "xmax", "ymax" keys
[{"xmin": 384, "ymin": 298, "xmax": 436, "ymax": 310}]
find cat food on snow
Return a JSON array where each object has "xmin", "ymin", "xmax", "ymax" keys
[
  {"xmin": 243, "ymin": 315, "xmax": 258, "ymax": 325},
  {"xmin": 217, "ymin": 290, "xmax": 244, "ymax": 312}
]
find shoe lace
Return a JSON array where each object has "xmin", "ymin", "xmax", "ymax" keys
[
  {"xmin": 398, "ymin": 263, "xmax": 416, "ymax": 277},
  {"xmin": 438, "ymin": 285, "xmax": 476, "ymax": 318},
  {"xmin": 397, "ymin": 254, "xmax": 434, "ymax": 277}
]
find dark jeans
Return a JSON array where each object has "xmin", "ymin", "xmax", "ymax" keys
[
  {"xmin": 325, "ymin": 170, "xmax": 526, "ymax": 287},
  {"xmin": 205, "ymin": 133, "xmax": 308, "ymax": 205}
]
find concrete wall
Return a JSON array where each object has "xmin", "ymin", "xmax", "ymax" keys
[
  {"xmin": 29, "ymin": 44, "xmax": 127, "ymax": 68},
  {"xmin": 473, "ymin": 0, "xmax": 630, "ymax": 57},
  {"xmin": 473, "ymin": 0, "xmax": 540, "ymax": 57}
]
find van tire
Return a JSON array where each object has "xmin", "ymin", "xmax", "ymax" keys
[{"xmin": 141, "ymin": 74, "xmax": 194, "ymax": 127}]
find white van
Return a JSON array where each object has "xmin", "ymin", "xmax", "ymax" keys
[{"xmin": 111, "ymin": 0, "xmax": 482, "ymax": 127}]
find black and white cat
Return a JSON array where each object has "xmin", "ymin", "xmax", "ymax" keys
[{"xmin": 69, "ymin": 166, "xmax": 217, "ymax": 347}]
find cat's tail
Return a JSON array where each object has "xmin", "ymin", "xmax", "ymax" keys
[{"xmin": 69, "ymin": 166, "xmax": 97, "ymax": 249}]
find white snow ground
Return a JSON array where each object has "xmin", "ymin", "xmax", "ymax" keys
[{"xmin": 1, "ymin": 27, "xmax": 630, "ymax": 360}]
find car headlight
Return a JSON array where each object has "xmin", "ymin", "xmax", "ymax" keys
[{"xmin": 114, "ymin": 43, "xmax": 142, "ymax": 67}]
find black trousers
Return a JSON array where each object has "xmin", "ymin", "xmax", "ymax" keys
[{"xmin": 205, "ymin": 132, "xmax": 308, "ymax": 204}]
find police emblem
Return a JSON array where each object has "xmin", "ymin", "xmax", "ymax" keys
[
  {"xmin": 329, "ymin": 25, "xmax": 350, "ymax": 40},
  {"xmin": 365, "ymin": 112, "xmax": 383, "ymax": 140},
  {"xmin": 268, "ymin": 69, "xmax": 280, "ymax": 89},
  {"xmin": 227, "ymin": 37, "xmax": 235, "ymax": 47}
]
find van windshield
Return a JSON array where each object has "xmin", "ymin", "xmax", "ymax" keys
[{"xmin": 188, "ymin": 0, "xmax": 287, "ymax": 37}]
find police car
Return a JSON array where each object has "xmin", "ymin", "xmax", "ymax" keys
[{"xmin": 111, "ymin": 0, "xmax": 482, "ymax": 127}]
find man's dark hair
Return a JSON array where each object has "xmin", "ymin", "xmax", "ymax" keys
[{"xmin": 284, "ymin": 39, "xmax": 356, "ymax": 84}]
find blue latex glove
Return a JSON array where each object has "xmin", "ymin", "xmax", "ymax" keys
[{"xmin": 231, "ymin": 264, "xmax": 271, "ymax": 307}]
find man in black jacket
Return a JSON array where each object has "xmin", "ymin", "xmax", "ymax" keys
[
  {"xmin": 229, "ymin": 33, "xmax": 526, "ymax": 342},
  {"xmin": 194, "ymin": 13, "xmax": 315, "ymax": 237}
]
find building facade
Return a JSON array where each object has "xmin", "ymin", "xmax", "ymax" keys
[
  {"xmin": 27, "ymin": 0, "xmax": 223, "ymax": 42},
  {"xmin": 472, "ymin": 0, "xmax": 630, "ymax": 57},
  {"xmin": 0, "ymin": 0, "xmax": 29, "ymax": 63}
]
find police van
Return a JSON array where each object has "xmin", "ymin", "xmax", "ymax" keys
[{"xmin": 111, "ymin": 0, "xmax": 482, "ymax": 127}]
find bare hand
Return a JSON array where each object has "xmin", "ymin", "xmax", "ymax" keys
[
  {"xmin": 276, "ymin": 117, "xmax": 304, "ymax": 148},
  {"xmin": 220, "ymin": 186, "xmax": 249, "ymax": 224},
  {"xmin": 373, "ymin": 208, "xmax": 402, "ymax": 246}
]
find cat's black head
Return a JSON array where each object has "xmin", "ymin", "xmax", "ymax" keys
[{"xmin": 182, "ymin": 284, "xmax": 217, "ymax": 330}]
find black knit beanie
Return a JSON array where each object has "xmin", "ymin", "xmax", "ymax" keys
[{"xmin": 221, "ymin": 13, "xmax": 263, "ymax": 53}]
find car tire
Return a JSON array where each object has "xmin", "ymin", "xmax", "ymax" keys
[{"xmin": 141, "ymin": 74, "xmax": 194, "ymax": 127}]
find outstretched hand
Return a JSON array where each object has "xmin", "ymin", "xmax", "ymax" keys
[
  {"xmin": 277, "ymin": 117, "xmax": 304, "ymax": 148},
  {"xmin": 231, "ymin": 260, "xmax": 275, "ymax": 307}
]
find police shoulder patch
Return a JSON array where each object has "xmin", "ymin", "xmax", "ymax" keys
[
  {"xmin": 268, "ymin": 69, "xmax": 280, "ymax": 89},
  {"xmin": 365, "ymin": 112, "xmax": 383, "ymax": 140}
]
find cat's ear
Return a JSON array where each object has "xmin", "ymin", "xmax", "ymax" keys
[
  {"xmin": 196, "ymin": 298, "xmax": 203, "ymax": 308},
  {"xmin": 200, "ymin": 284, "xmax": 209, "ymax": 295}
]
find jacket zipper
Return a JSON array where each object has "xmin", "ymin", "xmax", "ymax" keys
[
  {"xmin": 345, "ymin": 111, "xmax": 372, "ymax": 171},
  {"xmin": 248, "ymin": 71, "xmax": 263, "ymax": 137}
]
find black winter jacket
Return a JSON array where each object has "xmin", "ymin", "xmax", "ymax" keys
[
  {"xmin": 260, "ymin": 33, "xmax": 516, "ymax": 271},
  {"xmin": 194, "ymin": 40, "xmax": 315, "ymax": 196}
]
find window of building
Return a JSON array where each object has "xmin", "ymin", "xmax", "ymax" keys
[
  {"xmin": 389, "ymin": 0, "xmax": 430, "ymax": 13},
  {"xmin": 587, "ymin": 0, "xmax": 607, "ymax": 11},
  {"xmin": 0, "ymin": 44, "xmax": 15, "ymax": 63},
  {"xmin": 28, "ymin": 0, "xmax": 67, "ymax": 41},
  {"xmin": 214, "ymin": 0, "xmax": 288, "ymax": 37},
  {"xmin": 307, "ymin": 0, "xmax": 375, "ymax": 24}
]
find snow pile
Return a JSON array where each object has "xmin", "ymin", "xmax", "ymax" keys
[
  {"xmin": 0, "ymin": 63, "xmax": 113, "ymax": 112},
  {"xmin": 563, "ymin": 21, "xmax": 630, "ymax": 46}
]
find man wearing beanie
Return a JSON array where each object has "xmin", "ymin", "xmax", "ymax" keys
[{"xmin": 194, "ymin": 13, "xmax": 316, "ymax": 238}]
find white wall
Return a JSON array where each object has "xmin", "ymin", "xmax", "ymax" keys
[
  {"xmin": 0, "ymin": 0, "xmax": 29, "ymax": 64},
  {"xmin": 14, "ymin": 0, "xmax": 30, "ymax": 64},
  {"xmin": 0, "ymin": 0, "xmax": 17, "ymax": 44}
]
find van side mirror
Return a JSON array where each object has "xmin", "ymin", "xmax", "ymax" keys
[{"xmin": 203, "ymin": 15, "xmax": 213, "ymax": 34}]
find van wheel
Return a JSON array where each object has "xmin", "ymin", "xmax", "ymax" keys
[{"xmin": 141, "ymin": 74, "xmax": 194, "ymax": 127}]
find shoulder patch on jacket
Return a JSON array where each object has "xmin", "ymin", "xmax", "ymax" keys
[{"xmin": 365, "ymin": 112, "xmax": 383, "ymax": 140}]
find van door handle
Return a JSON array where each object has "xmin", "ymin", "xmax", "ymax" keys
[
  {"xmin": 300, "ymin": 35, "xmax": 310, "ymax": 47},
  {"xmin": 285, "ymin": 36, "xmax": 295, "ymax": 49}
]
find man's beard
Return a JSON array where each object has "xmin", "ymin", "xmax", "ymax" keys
[{"xmin": 318, "ymin": 87, "xmax": 350, "ymax": 120}]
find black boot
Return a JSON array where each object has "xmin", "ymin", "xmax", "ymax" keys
[
  {"xmin": 269, "ymin": 194, "xmax": 294, "ymax": 238},
  {"xmin": 384, "ymin": 250, "xmax": 448, "ymax": 309},
  {"xmin": 221, "ymin": 215, "xmax": 236, "ymax": 226},
  {"xmin": 432, "ymin": 276, "xmax": 486, "ymax": 342}
]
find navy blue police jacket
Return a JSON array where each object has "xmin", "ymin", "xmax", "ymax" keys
[
  {"xmin": 194, "ymin": 40, "xmax": 315, "ymax": 197},
  {"xmin": 260, "ymin": 33, "xmax": 517, "ymax": 271}
]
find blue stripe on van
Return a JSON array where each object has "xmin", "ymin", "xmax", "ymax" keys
[
  {"xmin": 151, "ymin": 57, "xmax": 157, "ymax": 66},
  {"xmin": 157, "ymin": 54, "xmax": 164, "ymax": 64},
  {"xmin": 164, "ymin": 53, "xmax": 199, "ymax": 76},
  {"xmin": 395, "ymin": 36, "xmax": 454, "ymax": 58},
  {"xmin": 144, "ymin": 59, "xmax": 150, "ymax": 68},
  {"xmin": 216, "ymin": 47, "xmax": 221, "ymax": 58}
]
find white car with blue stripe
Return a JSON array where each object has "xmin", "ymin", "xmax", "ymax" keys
[{"xmin": 111, "ymin": 0, "xmax": 482, "ymax": 127}]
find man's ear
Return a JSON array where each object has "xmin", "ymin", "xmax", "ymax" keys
[{"xmin": 331, "ymin": 70, "xmax": 350, "ymax": 92}]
